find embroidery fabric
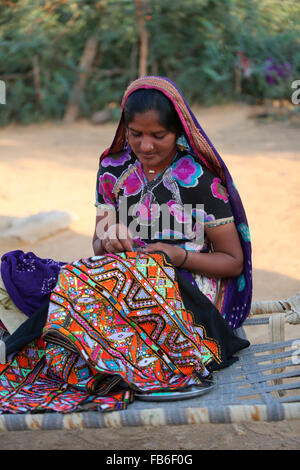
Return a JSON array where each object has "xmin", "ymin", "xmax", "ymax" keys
[
  {"xmin": 44, "ymin": 252, "xmax": 221, "ymax": 390},
  {"xmin": 0, "ymin": 339, "xmax": 133, "ymax": 414},
  {"xmin": 0, "ymin": 251, "xmax": 225, "ymax": 414}
]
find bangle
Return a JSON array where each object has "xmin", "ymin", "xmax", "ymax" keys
[{"xmin": 177, "ymin": 248, "xmax": 189, "ymax": 268}]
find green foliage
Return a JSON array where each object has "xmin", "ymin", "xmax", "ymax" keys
[{"xmin": 0, "ymin": 0, "xmax": 299, "ymax": 124}]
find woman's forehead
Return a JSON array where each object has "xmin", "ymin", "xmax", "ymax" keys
[{"xmin": 128, "ymin": 109, "xmax": 168, "ymax": 130}]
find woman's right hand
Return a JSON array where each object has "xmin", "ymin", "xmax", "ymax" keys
[{"xmin": 100, "ymin": 223, "xmax": 134, "ymax": 254}]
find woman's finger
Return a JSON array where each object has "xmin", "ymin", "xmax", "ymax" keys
[
  {"xmin": 116, "ymin": 224, "xmax": 134, "ymax": 251},
  {"xmin": 109, "ymin": 238, "xmax": 124, "ymax": 253},
  {"xmin": 104, "ymin": 223, "xmax": 134, "ymax": 252}
]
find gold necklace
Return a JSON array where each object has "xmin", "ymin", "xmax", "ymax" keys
[{"xmin": 146, "ymin": 151, "xmax": 177, "ymax": 175}]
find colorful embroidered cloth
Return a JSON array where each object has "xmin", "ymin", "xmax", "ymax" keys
[
  {"xmin": 0, "ymin": 339, "xmax": 132, "ymax": 413},
  {"xmin": 0, "ymin": 252, "xmax": 249, "ymax": 414}
]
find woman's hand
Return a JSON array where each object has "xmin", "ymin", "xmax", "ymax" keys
[
  {"xmin": 143, "ymin": 242, "xmax": 186, "ymax": 267},
  {"xmin": 101, "ymin": 223, "xmax": 134, "ymax": 254},
  {"xmin": 93, "ymin": 216, "xmax": 244, "ymax": 278}
]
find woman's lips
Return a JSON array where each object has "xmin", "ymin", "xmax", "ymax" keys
[{"xmin": 140, "ymin": 154, "xmax": 156, "ymax": 159}]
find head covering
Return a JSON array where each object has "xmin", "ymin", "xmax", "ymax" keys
[
  {"xmin": 1, "ymin": 250, "xmax": 65, "ymax": 317},
  {"xmin": 100, "ymin": 76, "xmax": 252, "ymax": 329}
]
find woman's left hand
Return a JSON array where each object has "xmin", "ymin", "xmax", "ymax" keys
[{"xmin": 142, "ymin": 242, "xmax": 186, "ymax": 267}]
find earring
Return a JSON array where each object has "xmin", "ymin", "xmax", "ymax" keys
[
  {"xmin": 176, "ymin": 133, "xmax": 190, "ymax": 152},
  {"xmin": 124, "ymin": 132, "xmax": 129, "ymax": 151}
]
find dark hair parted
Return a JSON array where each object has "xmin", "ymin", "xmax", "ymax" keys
[{"xmin": 123, "ymin": 89, "xmax": 183, "ymax": 137}]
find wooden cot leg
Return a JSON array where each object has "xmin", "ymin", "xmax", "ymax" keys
[
  {"xmin": 268, "ymin": 312, "xmax": 285, "ymax": 397},
  {"xmin": 0, "ymin": 340, "xmax": 5, "ymax": 364}
]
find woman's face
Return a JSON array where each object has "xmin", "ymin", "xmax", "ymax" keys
[{"xmin": 127, "ymin": 110, "xmax": 177, "ymax": 170}]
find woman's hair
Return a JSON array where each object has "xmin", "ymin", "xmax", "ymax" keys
[{"xmin": 123, "ymin": 88, "xmax": 183, "ymax": 137}]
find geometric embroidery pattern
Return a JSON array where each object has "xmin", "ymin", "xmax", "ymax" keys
[
  {"xmin": 0, "ymin": 251, "xmax": 221, "ymax": 414},
  {"xmin": 44, "ymin": 251, "xmax": 221, "ymax": 390}
]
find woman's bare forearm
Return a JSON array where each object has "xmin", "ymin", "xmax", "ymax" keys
[
  {"xmin": 144, "ymin": 222, "xmax": 244, "ymax": 278},
  {"xmin": 144, "ymin": 243, "xmax": 243, "ymax": 278},
  {"xmin": 178, "ymin": 249, "xmax": 243, "ymax": 278}
]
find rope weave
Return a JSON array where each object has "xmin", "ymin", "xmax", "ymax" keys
[
  {"xmin": 0, "ymin": 297, "xmax": 299, "ymax": 429},
  {"xmin": 250, "ymin": 293, "xmax": 300, "ymax": 324}
]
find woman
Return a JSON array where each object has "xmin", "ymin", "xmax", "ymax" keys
[
  {"xmin": 93, "ymin": 76, "xmax": 252, "ymax": 327},
  {"xmin": 0, "ymin": 77, "xmax": 251, "ymax": 414}
]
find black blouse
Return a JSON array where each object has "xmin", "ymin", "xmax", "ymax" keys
[{"xmin": 95, "ymin": 150, "xmax": 234, "ymax": 252}]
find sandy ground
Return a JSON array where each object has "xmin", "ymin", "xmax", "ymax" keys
[{"xmin": 0, "ymin": 103, "xmax": 299, "ymax": 450}]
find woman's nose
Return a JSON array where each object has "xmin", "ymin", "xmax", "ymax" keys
[{"xmin": 140, "ymin": 137, "xmax": 154, "ymax": 152}]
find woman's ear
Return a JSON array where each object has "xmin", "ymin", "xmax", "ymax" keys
[{"xmin": 124, "ymin": 129, "xmax": 129, "ymax": 150}]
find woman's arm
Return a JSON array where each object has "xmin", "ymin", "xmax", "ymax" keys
[{"xmin": 143, "ymin": 222, "xmax": 244, "ymax": 278}]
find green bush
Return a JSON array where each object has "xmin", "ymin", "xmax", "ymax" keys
[{"xmin": 0, "ymin": 0, "xmax": 299, "ymax": 124}]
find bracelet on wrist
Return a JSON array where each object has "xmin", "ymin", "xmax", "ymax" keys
[{"xmin": 177, "ymin": 248, "xmax": 189, "ymax": 268}]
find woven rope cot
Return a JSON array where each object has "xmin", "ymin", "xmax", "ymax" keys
[
  {"xmin": 247, "ymin": 292, "xmax": 300, "ymax": 325},
  {"xmin": 0, "ymin": 293, "xmax": 299, "ymax": 431}
]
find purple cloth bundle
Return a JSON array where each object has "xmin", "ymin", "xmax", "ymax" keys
[{"xmin": 1, "ymin": 250, "xmax": 65, "ymax": 317}]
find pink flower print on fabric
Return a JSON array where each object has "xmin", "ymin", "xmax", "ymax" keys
[
  {"xmin": 123, "ymin": 170, "xmax": 143, "ymax": 197},
  {"xmin": 192, "ymin": 208, "xmax": 215, "ymax": 243},
  {"xmin": 192, "ymin": 207, "xmax": 215, "ymax": 225},
  {"xmin": 170, "ymin": 156, "xmax": 203, "ymax": 187},
  {"xmin": 167, "ymin": 200, "xmax": 191, "ymax": 224},
  {"xmin": 211, "ymin": 177, "xmax": 229, "ymax": 203},
  {"xmin": 101, "ymin": 151, "xmax": 131, "ymax": 168},
  {"xmin": 98, "ymin": 172, "xmax": 117, "ymax": 204},
  {"xmin": 135, "ymin": 194, "xmax": 159, "ymax": 224}
]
